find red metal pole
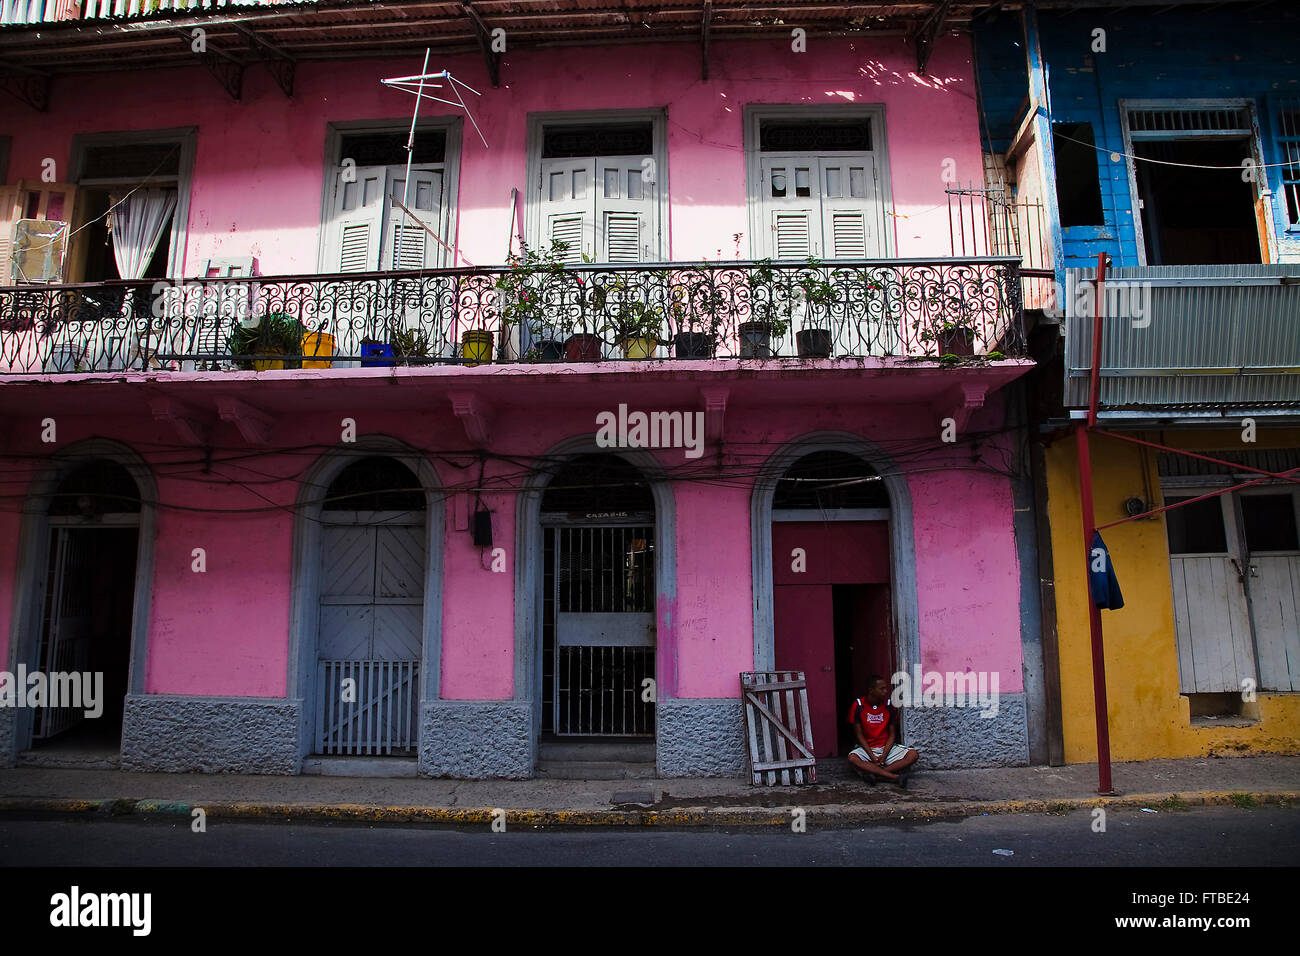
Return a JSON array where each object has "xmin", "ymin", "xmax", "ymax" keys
[
  {"xmin": 1087, "ymin": 261, "xmax": 1105, "ymax": 429},
  {"xmin": 1078, "ymin": 252, "xmax": 1116, "ymax": 794}
]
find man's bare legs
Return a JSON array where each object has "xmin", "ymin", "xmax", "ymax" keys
[
  {"xmin": 848, "ymin": 748, "xmax": 919, "ymax": 783},
  {"xmin": 848, "ymin": 750, "xmax": 900, "ymax": 782}
]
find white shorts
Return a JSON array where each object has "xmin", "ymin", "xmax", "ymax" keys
[{"xmin": 851, "ymin": 745, "xmax": 916, "ymax": 766}]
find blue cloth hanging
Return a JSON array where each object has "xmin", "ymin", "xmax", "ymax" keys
[{"xmin": 1088, "ymin": 531, "xmax": 1124, "ymax": 610}]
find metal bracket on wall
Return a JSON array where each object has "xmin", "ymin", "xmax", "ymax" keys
[
  {"xmin": 235, "ymin": 24, "xmax": 296, "ymax": 99},
  {"xmin": 700, "ymin": 1, "xmax": 712, "ymax": 82},
  {"xmin": 460, "ymin": 1, "xmax": 501, "ymax": 89},
  {"xmin": 0, "ymin": 63, "xmax": 51, "ymax": 113},
  {"xmin": 175, "ymin": 29, "xmax": 245, "ymax": 102},
  {"xmin": 909, "ymin": 0, "xmax": 953, "ymax": 76}
]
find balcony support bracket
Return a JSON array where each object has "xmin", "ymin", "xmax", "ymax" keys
[
  {"xmin": 0, "ymin": 62, "xmax": 50, "ymax": 113},
  {"xmin": 461, "ymin": 1, "xmax": 502, "ymax": 89},
  {"xmin": 450, "ymin": 390, "xmax": 494, "ymax": 446},
  {"xmin": 701, "ymin": 385, "xmax": 728, "ymax": 444},
  {"xmin": 216, "ymin": 397, "xmax": 273, "ymax": 445},
  {"xmin": 235, "ymin": 24, "xmax": 295, "ymax": 99},
  {"xmin": 932, "ymin": 381, "xmax": 988, "ymax": 435},
  {"xmin": 910, "ymin": 0, "xmax": 953, "ymax": 76},
  {"xmin": 151, "ymin": 398, "xmax": 212, "ymax": 447},
  {"xmin": 176, "ymin": 29, "xmax": 245, "ymax": 102}
]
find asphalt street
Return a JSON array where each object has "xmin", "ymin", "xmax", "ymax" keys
[{"xmin": 2, "ymin": 806, "xmax": 1296, "ymax": 866}]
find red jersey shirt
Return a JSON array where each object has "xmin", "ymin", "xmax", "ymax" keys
[{"xmin": 847, "ymin": 697, "xmax": 892, "ymax": 748}]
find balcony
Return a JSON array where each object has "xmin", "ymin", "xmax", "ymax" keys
[
  {"xmin": 0, "ymin": 256, "xmax": 1025, "ymax": 376},
  {"xmin": 1063, "ymin": 264, "xmax": 1300, "ymax": 418}
]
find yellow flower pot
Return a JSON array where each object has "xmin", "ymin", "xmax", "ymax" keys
[
  {"xmin": 252, "ymin": 348, "xmax": 284, "ymax": 372},
  {"xmin": 619, "ymin": 335, "xmax": 657, "ymax": 360},
  {"xmin": 301, "ymin": 332, "xmax": 335, "ymax": 369},
  {"xmin": 462, "ymin": 330, "xmax": 494, "ymax": 367}
]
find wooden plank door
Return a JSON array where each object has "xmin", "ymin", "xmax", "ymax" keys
[
  {"xmin": 315, "ymin": 513, "xmax": 424, "ymax": 754},
  {"xmin": 740, "ymin": 671, "xmax": 817, "ymax": 785},
  {"xmin": 1165, "ymin": 490, "xmax": 1257, "ymax": 693}
]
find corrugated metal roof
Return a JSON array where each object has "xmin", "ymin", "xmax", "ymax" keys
[{"xmin": 0, "ymin": 1, "xmax": 1268, "ymax": 77}]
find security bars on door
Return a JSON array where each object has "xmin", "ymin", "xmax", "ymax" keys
[
  {"xmin": 552, "ymin": 524, "xmax": 655, "ymax": 736},
  {"xmin": 314, "ymin": 660, "xmax": 419, "ymax": 755}
]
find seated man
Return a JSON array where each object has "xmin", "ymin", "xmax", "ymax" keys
[{"xmin": 846, "ymin": 674, "xmax": 919, "ymax": 787}]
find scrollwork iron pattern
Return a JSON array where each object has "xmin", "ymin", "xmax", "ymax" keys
[{"xmin": 0, "ymin": 257, "xmax": 1024, "ymax": 373}]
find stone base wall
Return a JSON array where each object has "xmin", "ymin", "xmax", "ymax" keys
[
  {"xmin": 120, "ymin": 694, "xmax": 301, "ymax": 773},
  {"xmin": 419, "ymin": 700, "xmax": 534, "ymax": 779}
]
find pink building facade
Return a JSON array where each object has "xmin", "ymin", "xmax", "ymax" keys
[{"xmin": 0, "ymin": 21, "xmax": 1042, "ymax": 776}]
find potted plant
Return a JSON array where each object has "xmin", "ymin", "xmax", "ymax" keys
[
  {"xmin": 523, "ymin": 341, "xmax": 564, "ymax": 363},
  {"xmin": 921, "ymin": 319, "xmax": 978, "ymax": 358},
  {"xmin": 593, "ymin": 276, "xmax": 662, "ymax": 360},
  {"xmin": 938, "ymin": 320, "xmax": 977, "ymax": 357},
  {"xmin": 495, "ymin": 238, "xmax": 579, "ymax": 360},
  {"xmin": 794, "ymin": 258, "xmax": 838, "ymax": 358},
  {"xmin": 670, "ymin": 281, "xmax": 721, "ymax": 359},
  {"xmin": 228, "ymin": 312, "xmax": 304, "ymax": 370},
  {"xmin": 392, "ymin": 328, "xmax": 433, "ymax": 367},
  {"xmin": 740, "ymin": 258, "xmax": 792, "ymax": 358}
]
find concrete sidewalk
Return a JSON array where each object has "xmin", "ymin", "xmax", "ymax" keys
[{"xmin": 1, "ymin": 754, "xmax": 1296, "ymax": 827}]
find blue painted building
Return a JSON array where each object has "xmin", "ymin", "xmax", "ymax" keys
[{"xmin": 975, "ymin": 1, "xmax": 1300, "ymax": 271}]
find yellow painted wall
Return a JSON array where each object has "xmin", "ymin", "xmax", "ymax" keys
[{"xmin": 1045, "ymin": 427, "xmax": 1300, "ymax": 762}]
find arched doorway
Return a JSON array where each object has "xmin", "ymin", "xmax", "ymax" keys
[
  {"xmin": 18, "ymin": 457, "xmax": 144, "ymax": 761},
  {"xmin": 753, "ymin": 436, "xmax": 920, "ymax": 760},
  {"xmin": 538, "ymin": 454, "xmax": 657, "ymax": 747},
  {"xmin": 302, "ymin": 453, "xmax": 431, "ymax": 760}
]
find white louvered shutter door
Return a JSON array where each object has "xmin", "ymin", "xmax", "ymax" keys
[
  {"xmin": 594, "ymin": 155, "xmax": 656, "ymax": 263},
  {"xmin": 385, "ymin": 165, "xmax": 445, "ymax": 270},
  {"xmin": 0, "ymin": 185, "xmax": 20, "ymax": 287},
  {"xmin": 761, "ymin": 156, "xmax": 820, "ymax": 259},
  {"xmin": 539, "ymin": 158, "xmax": 594, "ymax": 263},
  {"xmin": 819, "ymin": 155, "xmax": 879, "ymax": 258},
  {"xmin": 329, "ymin": 166, "xmax": 385, "ymax": 273}
]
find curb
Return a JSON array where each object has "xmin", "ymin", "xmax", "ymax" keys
[{"xmin": 0, "ymin": 790, "xmax": 1293, "ymax": 827}]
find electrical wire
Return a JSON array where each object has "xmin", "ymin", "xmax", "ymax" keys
[
  {"xmin": 1053, "ymin": 128, "xmax": 1298, "ymax": 171},
  {"xmin": 0, "ymin": 417, "xmax": 1032, "ymax": 519},
  {"xmin": 11, "ymin": 142, "xmax": 184, "ymax": 266}
]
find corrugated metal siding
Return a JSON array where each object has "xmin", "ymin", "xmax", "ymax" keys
[
  {"xmin": 1063, "ymin": 264, "xmax": 1300, "ymax": 409},
  {"xmin": 1158, "ymin": 447, "xmax": 1300, "ymax": 477}
]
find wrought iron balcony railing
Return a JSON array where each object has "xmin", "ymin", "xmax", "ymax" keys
[{"xmin": 0, "ymin": 256, "xmax": 1024, "ymax": 374}]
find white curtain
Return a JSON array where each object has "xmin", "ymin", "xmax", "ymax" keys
[{"xmin": 109, "ymin": 188, "xmax": 178, "ymax": 280}]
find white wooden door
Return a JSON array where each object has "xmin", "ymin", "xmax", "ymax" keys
[
  {"xmin": 594, "ymin": 156, "xmax": 655, "ymax": 263},
  {"xmin": 385, "ymin": 166, "xmax": 445, "ymax": 270},
  {"xmin": 818, "ymin": 156, "xmax": 880, "ymax": 258},
  {"xmin": 759, "ymin": 153, "xmax": 880, "ymax": 261},
  {"xmin": 328, "ymin": 165, "xmax": 386, "ymax": 274},
  {"xmin": 760, "ymin": 156, "xmax": 820, "ymax": 259},
  {"xmin": 539, "ymin": 158, "xmax": 594, "ymax": 262}
]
